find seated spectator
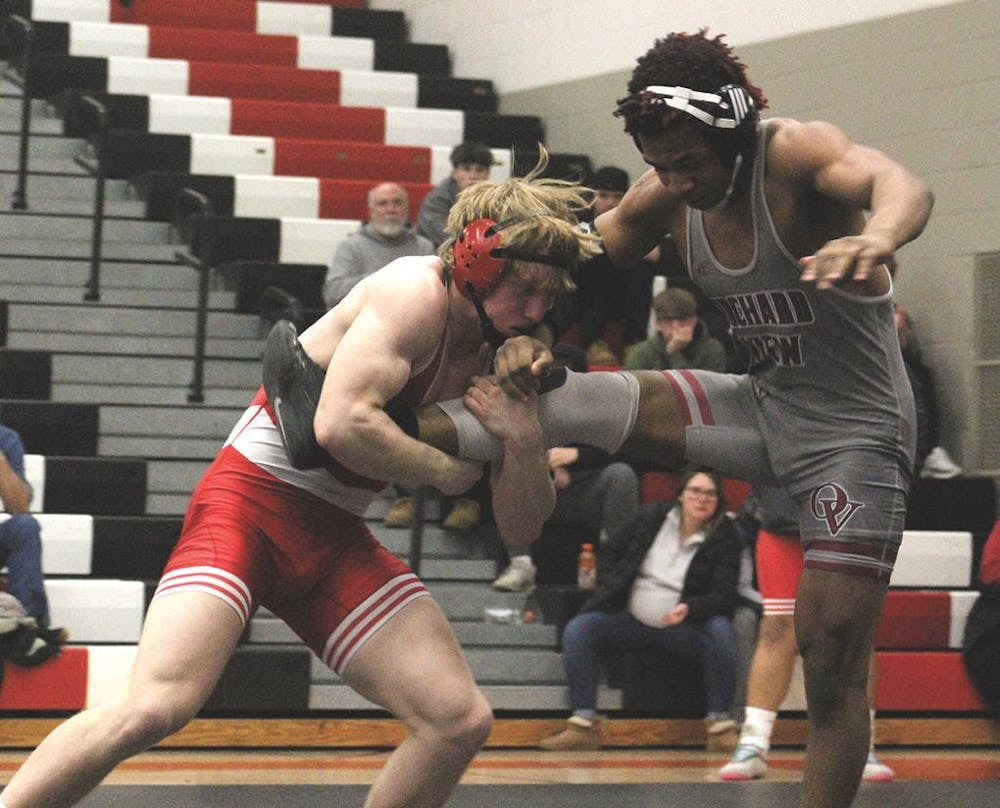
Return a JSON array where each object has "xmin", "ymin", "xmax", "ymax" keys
[
  {"xmin": 323, "ymin": 182, "xmax": 434, "ymax": 308},
  {"xmin": 0, "ymin": 423, "xmax": 67, "ymax": 665},
  {"xmin": 719, "ymin": 485, "xmax": 895, "ymax": 782},
  {"xmin": 493, "ymin": 344, "xmax": 640, "ymax": 592},
  {"xmin": 417, "ymin": 141, "xmax": 497, "ymax": 248},
  {"xmin": 539, "ymin": 468, "xmax": 740, "ymax": 751},
  {"xmin": 962, "ymin": 520, "xmax": 1000, "ymax": 713},
  {"xmin": 624, "ymin": 287, "xmax": 726, "ymax": 372}
]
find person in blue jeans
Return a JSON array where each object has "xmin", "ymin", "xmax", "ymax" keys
[
  {"xmin": 539, "ymin": 467, "xmax": 741, "ymax": 750},
  {"xmin": 0, "ymin": 423, "xmax": 66, "ymax": 663}
]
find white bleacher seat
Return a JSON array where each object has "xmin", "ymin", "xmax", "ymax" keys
[
  {"xmin": 257, "ymin": 2, "xmax": 333, "ymax": 37},
  {"xmin": 23, "ymin": 453, "xmax": 45, "ymax": 512},
  {"xmin": 340, "ymin": 70, "xmax": 418, "ymax": 109},
  {"xmin": 949, "ymin": 590, "xmax": 980, "ymax": 648},
  {"xmin": 36, "ymin": 513, "xmax": 93, "ymax": 575},
  {"xmin": 85, "ymin": 645, "xmax": 139, "ymax": 708},
  {"xmin": 384, "ymin": 107, "xmax": 465, "ymax": 149},
  {"xmin": 107, "ymin": 56, "xmax": 189, "ymax": 95},
  {"xmin": 234, "ymin": 175, "xmax": 320, "ymax": 219},
  {"xmin": 278, "ymin": 217, "xmax": 359, "ymax": 264},
  {"xmin": 32, "ymin": 0, "xmax": 108, "ymax": 24},
  {"xmin": 297, "ymin": 35, "xmax": 374, "ymax": 72},
  {"xmin": 47, "ymin": 579, "xmax": 146, "ymax": 643},
  {"xmin": 429, "ymin": 146, "xmax": 513, "ymax": 185},
  {"xmin": 148, "ymin": 94, "xmax": 231, "ymax": 136},
  {"xmin": 190, "ymin": 133, "xmax": 275, "ymax": 176},
  {"xmin": 70, "ymin": 21, "xmax": 149, "ymax": 58},
  {"xmin": 891, "ymin": 530, "xmax": 973, "ymax": 588}
]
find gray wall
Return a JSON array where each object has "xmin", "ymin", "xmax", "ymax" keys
[{"xmin": 502, "ymin": 0, "xmax": 999, "ymax": 479}]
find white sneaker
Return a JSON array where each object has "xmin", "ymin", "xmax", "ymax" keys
[
  {"xmin": 718, "ymin": 743, "xmax": 768, "ymax": 780},
  {"xmin": 863, "ymin": 752, "xmax": 895, "ymax": 782},
  {"xmin": 920, "ymin": 446, "xmax": 962, "ymax": 479},
  {"xmin": 493, "ymin": 557, "xmax": 537, "ymax": 592}
]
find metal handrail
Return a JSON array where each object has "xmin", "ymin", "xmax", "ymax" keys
[
  {"xmin": 172, "ymin": 187, "xmax": 214, "ymax": 403},
  {"xmin": 80, "ymin": 95, "xmax": 109, "ymax": 302},
  {"xmin": 7, "ymin": 14, "xmax": 33, "ymax": 210}
]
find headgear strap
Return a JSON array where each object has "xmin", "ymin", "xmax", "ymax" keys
[{"xmin": 639, "ymin": 83, "xmax": 754, "ymax": 130}]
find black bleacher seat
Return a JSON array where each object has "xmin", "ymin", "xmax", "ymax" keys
[
  {"xmin": 333, "ymin": 8, "xmax": 407, "ymax": 41},
  {"xmin": 229, "ymin": 261, "xmax": 326, "ymax": 319},
  {"xmin": 417, "ymin": 76, "xmax": 497, "ymax": 113},
  {"xmin": 189, "ymin": 216, "xmax": 282, "ymax": 266},
  {"xmin": 545, "ymin": 153, "xmax": 594, "ymax": 183},
  {"xmin": 92, "ymin": 516, "xmax": 182, "ymax": 578},
  {"xmin": 0, "ymin": 350, "xmax": 53, "ymax": 400},
  {"xmin": 132, "ymin": 171, "xmax": 237, "ymax": 222},
  {"xmin": 0, "ymin": 299, "xmax": 6, "ymax": 344},
  {"xmin": 203, "ymin": 646, "xmax": 312, "ymax": 712},
  {"xmin": 56, "ymin": 90, "xmax": 149, "ymax": 138},
  {"xmin": 0, "ymin": 401, "xmax": 99, "ymax": 456},
  {"xmin": 373, "ymin": 41, "xmax": 450, "ymax": 75},
  {"xmin": 100, "ymin": 130, "xmax": 191, "ymax": 180},
  {"xmin": 44, "ymin": 457, "xmax": 147, "ymax": 516},
  {"xmin": 463, "ymin": 111, "xmax": 545, "ymax": 150}
]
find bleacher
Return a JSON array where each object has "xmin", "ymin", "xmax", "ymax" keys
[{"xmin": 0, "ymin": 0, "xmax": 997, "ymax": 751}]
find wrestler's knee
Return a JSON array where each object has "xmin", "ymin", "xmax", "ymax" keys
[
  {"xmin": 421, "ymin": 680, "xmax": 493, "ymax": 751},
  {"xmin": 94, "ymin": 693, "xmax": 191, "ymax": 757},
  {"xmin": 798, "ymin": 622, "xmax": 871, "ymax": 718}
]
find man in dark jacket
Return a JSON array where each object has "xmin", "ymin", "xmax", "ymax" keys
[{"xmin": 539, "ymin": 468, "xmax": 741, "ymax": 750}]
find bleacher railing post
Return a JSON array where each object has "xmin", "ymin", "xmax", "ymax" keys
[
  {"xmin": 81, "ymin": 95, "xmax": 108, "ymax": 302},
  {"xmin": 7, "ymin": 15, "xmax": 33, "ymax": 211}
]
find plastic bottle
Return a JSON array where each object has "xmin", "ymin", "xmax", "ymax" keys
[{"xmin": 577, "ymin": 542, "xmax": 597, "ymax": 591}]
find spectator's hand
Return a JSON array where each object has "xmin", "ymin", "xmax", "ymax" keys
[
  {"xmin": 663, "ymin": 602, "xmax": 689, "ymax": 626},
  {"xmin": 799, "ymin": 231, "xmax": 895, "ymax": 290},
  {"xmin": 463, "ymin": 375, "xmax": 544, "ymax": 447},
  {"xmin": 494, "ymin": 336, "xmax": 552, "ymax": 400},
  {"xmin": 551, "ymin": 466, "xmax": 572, "ymax": 490},
  {"xmin": 665, "ymin": 321, "xmax": 695, "ymax": 354}
]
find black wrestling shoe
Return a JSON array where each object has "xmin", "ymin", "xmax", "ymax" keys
[{"xmin": 262, "ymin": 319, "xmax": 328, "ymax": 469}]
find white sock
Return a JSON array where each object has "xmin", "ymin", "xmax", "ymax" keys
[
  {"xmin": 739, "ymin": 706, "xmax": 777, "ymax": 755},
  {"xmin": 869, "ymin": 708, "xmax": 877, "ymax": 755},
  {"xmin": 511, "ymin": 554, "xmax": 532, "ymax": 566}
]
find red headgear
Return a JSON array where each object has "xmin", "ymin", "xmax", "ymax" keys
[{"xmin": 451, "ymin": 215, "xmax": 568, "ymax": 300}]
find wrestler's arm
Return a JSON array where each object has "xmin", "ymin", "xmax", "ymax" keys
[
  {"xmin": 777, "ymin": 120, "xmax": 934, "ymax": 288},
  {"xmin": 594, "ymin": 169, "xmax": 681, "ymax": 268},
  {"xmin": 312, "ymin": 268, "xmax": 483, "ymax": 495}
]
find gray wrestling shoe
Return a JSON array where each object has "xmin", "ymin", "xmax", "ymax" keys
[{"xmin": 262, "ymin": 319, "xmax": 327, "ymax": 469}]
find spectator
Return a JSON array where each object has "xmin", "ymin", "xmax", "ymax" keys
[
  {"xmin": 417, "ymin": 141, "xmax": 497, "ymax": 248},
  {"xmin": 624, "ymin": 287, "xmax": 727, "ymax": 372},
  {"xmin": 323, "ymin": 182, "xmax": 434, "ymax": 308},
  {"xmin": 538, "ymin": 468, "xmax": 741, "ymax": 751},
  {"xmin": 962, "ymin": 521, "xmax": 1000, "ymax": 713},
  {"xmin": 719, "ymin": 485, "xmax": 895, "ymax": 782},
  {"xmin": 0, "ymin": 424, "xmax": 67, "ymax": 665},
  {"xmin": 492, "ymin": 343, "xmax": 640, "ymax": 592}
]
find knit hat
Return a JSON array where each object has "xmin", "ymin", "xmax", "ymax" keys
[{"xmin": 654, "ymin": 287, "xmax": 698, "ymax": 320}]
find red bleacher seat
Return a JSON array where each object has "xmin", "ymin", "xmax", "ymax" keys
[
  {"xmin": 318, "ymin": 179, "xmax": 433, "ymax": 221},
  {"xmin": 113, "ymin": 1, "xmax": 258, "ymax": 31},
  {"xmin": 149, "ymin": 27, "xmax": 299, "ymax": 65},
  {"xmin": 274, "ymin": 139, "xmax": 431, "ymax": 182},
  {"xmin": 188, "ymin": 62, "xmax": 342, "ymax": 103},
  {"xmin": 230, "ymin": 100, "xmax": 386, "ymax": 141},
  {"xmin": 876, "ymin": 590, "xmax": 952, "ymax": 648},
  {"xmin": 0, "ymin": 648, "xmax": 88, "ymax": 710},
  {"xmin": 641, "ymin": 469, "xmax": 751, "ymax": 513},
  {"xmin": 875, "ymin": 651, "xmax": 985, "ymax": 712}
]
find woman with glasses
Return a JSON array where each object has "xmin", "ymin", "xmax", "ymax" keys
[{"xmin": 539, "ymin": 467, "xmax": 741, "ymax": 751}]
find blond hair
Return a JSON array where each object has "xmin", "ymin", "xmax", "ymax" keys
[{"xmin": 441, "ymin": 147, "xmax": 603, "ymax": 294}]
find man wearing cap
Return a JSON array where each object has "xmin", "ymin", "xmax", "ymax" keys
[
  {"xmin": 417, "ymin": 141, "xmax": 497, "ymax": 248},
  {"xmin": 624, "ymin": 287, "xmax": 726, "ymax": 372}
]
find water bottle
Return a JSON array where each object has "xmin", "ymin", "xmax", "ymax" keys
[{"xmin": 577, "ymin": 542, "xmax": 597, "ymax": 591}]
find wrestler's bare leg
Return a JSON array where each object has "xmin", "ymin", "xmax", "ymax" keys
[
  {"xmin": 795, "ymin": 569, "xmax": 887, "ymax": 808},
  {"xmin": 343, "ymin": 597, "xmax": 493, "ymax": 808},
  {"xmin": 416, "ymin": 370, "xmax": 687, "ymax": 466},
  {"xmin": 0, "ymin": 594, "xmax": 244, "ymax": 808}
]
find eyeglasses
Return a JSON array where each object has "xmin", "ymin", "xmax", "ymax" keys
[{"xmin": 684, "ymin": 486, "xmax": 718, "ymax": 499}]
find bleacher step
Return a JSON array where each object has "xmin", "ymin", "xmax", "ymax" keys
[
  {"xmin": 0, "ymin": 212, "xmax": 170, "ymax": 242},
  {"xmin": 0, "ymin": 257, "xmax": 205, "ymax": 290},
  {"xmin": 0, "ymin": 172, "xmax": 133, "ymax": 201},
  {"xmin": 0, "ymin": 282, "xmax": 235, "ymax": 309}
]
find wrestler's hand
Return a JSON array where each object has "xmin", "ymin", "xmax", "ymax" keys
[
  {"xmin": 663, "ymin": 602, "xmax": 689, "ymax": 626},
  {"xmin": 463, "ymin": 375, "xmax": 544, "ymax": 448},
  {"xmin": 494, "ymin": 336, "xmax": 553, "ymax": 400},
  {"xmin": 799, "ymin": 231, "xmax": 894, "ymax": 290}
]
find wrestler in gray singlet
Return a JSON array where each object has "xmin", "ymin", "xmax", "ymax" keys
[{"xmin": 674, "ymin": 119, "xmax": 916, "ymax": 582}]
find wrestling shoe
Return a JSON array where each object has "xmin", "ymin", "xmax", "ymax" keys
[
  {"xmin": 862, "ymin": 752, "xmax": 895, "ymax": 781},
  {"xmin": 539, "ymin": 716, "xmax": 602, "ymax": 751},
  {"xmin": 492, "ymin": 557, "xmax": 537, "ymax": 593},
  {"xmin": 718, "ymin": 743, "xmax": 768, "ymax": 780},
  {"xmin": 262, "ymin": 319, "xmax": 327, "ymax": 469}
]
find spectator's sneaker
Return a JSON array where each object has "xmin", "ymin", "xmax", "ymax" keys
[
  {"xmin": 862, "ymin": 752, "xmax": 895, "ymax": 782},
  {"xmin": 493, "ymin": 557, "xmax": 537, "ymax": 593},
  {"xmin": 539, "ymin": 716, "xmax": 602, "ymax": 751},
  {"xmin": 719, "ymin": 743, "xmax": 768, "ymax": 780},
  {"xmin": 9, "ymin": 637, "xmax": 60, "ymax": 667},
  {"xmin": 383, "ymin": 497, "xmax": 417, "ymax": 529},
  {"xmin": 38, "ymin": 626, "xmax": 69, "ymax": 646},
  {"xmin": 442, "ymin": 497, "xmax": 480, "ymax": 531}
]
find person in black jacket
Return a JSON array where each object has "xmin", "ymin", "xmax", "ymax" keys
[{"xmin": 539, "ymin": 467, "xmax": 741, "ymax": 750}]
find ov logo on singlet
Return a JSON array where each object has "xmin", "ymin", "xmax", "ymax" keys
[{"xmin": 810, "ymin": 483, "xmax": 864, "ymax": 536}]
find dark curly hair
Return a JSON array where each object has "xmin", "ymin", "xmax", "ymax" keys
[{"xmin": 615, "ymin": 30, "xmax": 768, "ymax": 159}]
